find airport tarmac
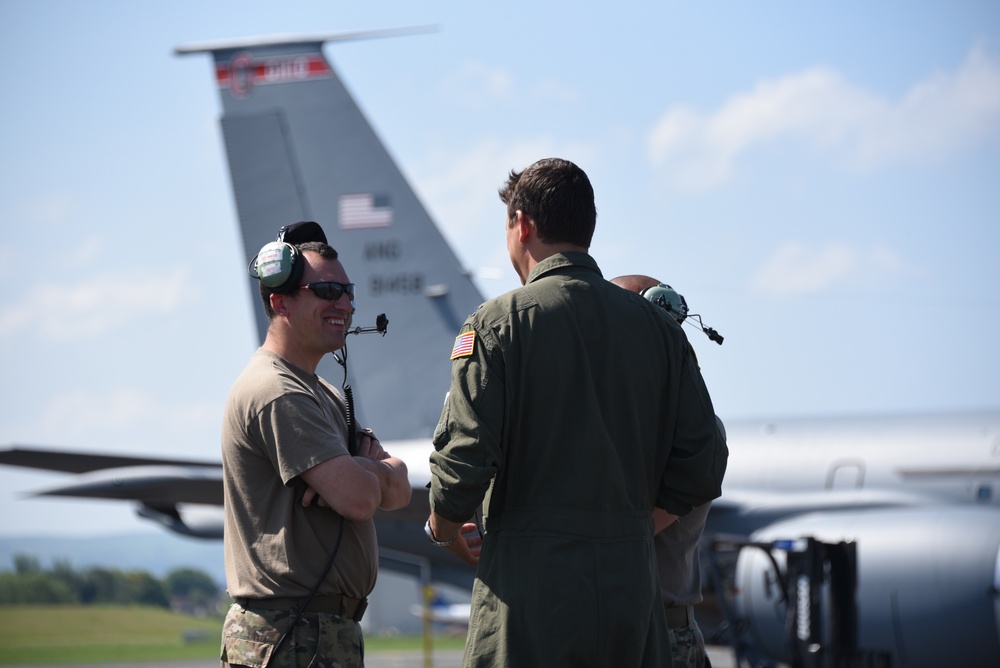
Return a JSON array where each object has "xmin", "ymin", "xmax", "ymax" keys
[{"xmin": 9, "ymin": 645, "xmax": 736, "ymax": 668}]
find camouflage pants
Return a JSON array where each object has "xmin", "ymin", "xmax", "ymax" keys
[
  {"xmin": 667, "ymin": 623, "xmax": 710, "ymax": 668},
  {"xmin": 220, "ymin": 602, "xmax": 365, "ymax": 668}
]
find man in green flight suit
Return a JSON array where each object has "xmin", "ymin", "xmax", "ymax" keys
[{"xmin": 426, "ymin": 158, "xmax": 728, "ymax": 667}]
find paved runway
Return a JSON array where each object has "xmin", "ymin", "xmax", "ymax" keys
[{"xmin": 8, "ymin": 645, "xmax": 736, "ymax": 668}]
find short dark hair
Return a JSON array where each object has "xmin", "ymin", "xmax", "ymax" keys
[
  {"xmin": 497, "ymin": 158, "xmax": 596, "ymax": 248},
  {"xmin": 260, "ymin": 241, "xmax": 339, "ymax": 320}
]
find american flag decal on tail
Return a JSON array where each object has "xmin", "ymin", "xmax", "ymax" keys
[{"xmin": 339, "ymin": 193, "xmax": 393, "ymax": 229}]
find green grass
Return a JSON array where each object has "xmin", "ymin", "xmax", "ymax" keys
[{"xmin": 0, "ymin": 605, "xmax": 466, "ymax": 664}]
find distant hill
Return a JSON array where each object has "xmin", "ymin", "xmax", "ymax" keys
[{"xmin": 0, "ymin": 532, "xmax": 225, "ymax": 586}]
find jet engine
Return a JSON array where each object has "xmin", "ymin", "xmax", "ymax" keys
[{"xmin": 729, "ymin": 505, "xmax": 1000, "ymax": 667}]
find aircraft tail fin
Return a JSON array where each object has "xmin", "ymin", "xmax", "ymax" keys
[{"xmin": 178, "ymin": 31, "xmax": 484, "ymax": 440}]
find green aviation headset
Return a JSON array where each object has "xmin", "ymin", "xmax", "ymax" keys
[
  {"xmin": 642, "ymin": 282, "xmax": 724, "ymax": 345},
  {"xmin": 248, "ymin": 221, "xmax": 328, "ymax": 291},
  {"xmin": 640, "ymin": 283, "xmax": 689, "ymax": 324}
]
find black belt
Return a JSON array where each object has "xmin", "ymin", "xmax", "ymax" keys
[
  {"xmin": 235, "ymin": 594, "xmax": 368, "ymax": 622},
  {"xmin": 664, "ymin": 605, "xmax": 695, "ymax": 629}
]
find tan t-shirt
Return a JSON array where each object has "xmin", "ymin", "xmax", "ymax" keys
[{"xmin": 221, "ymin": 348, "xmax": 378, "ymax": 599}]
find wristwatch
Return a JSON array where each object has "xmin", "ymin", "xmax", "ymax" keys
[{"xmin": 424, "ymin": 518, "xmax": 456, "ymax": 547}]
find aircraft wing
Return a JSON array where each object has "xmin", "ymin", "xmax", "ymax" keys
[
  {"xmin": 704, "ymin": 487, "xmax": 948, "ymax": 536},
  {"xmin": 0, "ymin": 445, "xmax": 220, "ymax": 474},
  {"xmin": 0, "ymin": 446, "xmax": 223, "ymax": 506},
  {"xmin": 0, "ymin": 445, "xmax": 225, "ymax": 538},
  {"xmin": 0, "ymin": 443, "xmax": 476, "ymax": 588},
  {"xmin": 409, "ymin": 594, "xmax": 472, "ymax": 625}
]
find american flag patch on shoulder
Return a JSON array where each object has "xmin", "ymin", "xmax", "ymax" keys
[{"xmin": 450, "ymin": 331, "xmax": 476, "ymax": 359}]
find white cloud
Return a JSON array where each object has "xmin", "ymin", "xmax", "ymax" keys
[
  {"xmin": 440, "ymin": 61, "xmax": 580, "ymax": 109},
  {"xmin": 0, "ymin": 266, "xmax": 194, "ymax": 341},
  {"xmin": 33, "ymin": 193, "xmax": 76, "ymax": 224},
  {"xmin": 648, "ymin": 44, "xmax": 1000, "ymax": 190},
  {"xmin": 441, "ymin": 61, "xmax": 516, "ymax": 108},
  {"xmin": 69, "ymin": 237, "xmax": 103, "ymax": 266},
  {"xmin": 751, "ymin": 242, "xmax": 905, "ymax": 296},
  {"xmin": 854, "ymin": 45, "xmax": 1000, "ymax": 168}
]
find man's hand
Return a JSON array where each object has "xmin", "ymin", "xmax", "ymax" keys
[
  {"xmin": 353, "ymin": 431, "xmax": 411, "ymax": 511},
  {"xmin": 355, "ymin": 432, "xmax": 388, "ymax": 460},
  {"xmin": 301, "ymin": 432, "xmax": 384, "ymax": 508},
  {"xmin": 445, "ymin": 522, "xmax": 484, "ymax": 566},
  {"xmin": 653, "ymin": 507, "xmax": 679, "ymax": 534},
  {"xmin": 430, "ymin": 513, "xmax": 483, "ymax": 566},
  {"xmin": 301, "ymin": 486, "xmax": 328, "ymax": 508}
]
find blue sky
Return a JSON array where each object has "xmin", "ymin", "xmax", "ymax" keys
[{"xmin": 0, "ymin": 1, "xmax": 997, "ymax": 539}]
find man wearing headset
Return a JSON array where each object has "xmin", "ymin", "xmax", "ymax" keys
[
  {"xmin": 219, "ymin": 222, "xmax": 411, "ymax": 668},
  {"xmin": 426, "ymin": 159, "xmax": 727, "ymax": 667},
  {"xmin": 612, "ymin": 274, "xmax": 726, "ymax": 668}
]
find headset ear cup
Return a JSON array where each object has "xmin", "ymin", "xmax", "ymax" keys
[
  {"xmin": 254, "ymin": 241, "xmax": 301, "ymax": 289},
  {"xmin": 642, "ymin": 284, "xmax": 689, "ymax": 324}
]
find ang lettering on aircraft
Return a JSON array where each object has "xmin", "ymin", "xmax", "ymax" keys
[
  {"xmin": 363, "ymin": 239, "xmax": 425, "ymax": 297},
  {"xmin": 215, "ymin": 52, "xmax": 331, "ymax": 98},
  {"xmin": 370, "ymin": 272, "xmax": 424, "ymax": 296},
  {"xmin": 364, "ymin": 240, "xmax": 401, "ymax": 261}
]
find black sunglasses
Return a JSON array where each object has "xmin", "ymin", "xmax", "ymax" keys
[{"xmin": 298, "ymin": 281, "xmax": 356, "ymax": 301}]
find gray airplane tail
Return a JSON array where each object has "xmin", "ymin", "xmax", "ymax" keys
[{"xmin": 177, "ymin": 31, "xmax": 484, "ymax": 441}]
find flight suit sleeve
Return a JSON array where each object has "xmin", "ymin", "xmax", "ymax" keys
[
  {"xmin": 655, "ymin": 346, "xmax": 729, "ymax": 516},
  {"xmin": 429, "ymin": 320, "xmax": 506, "ymax": 524}
]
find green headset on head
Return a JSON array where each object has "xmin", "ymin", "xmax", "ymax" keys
[
  {"xmin": 248, "ymin": 220, "xmax": 329, "ymax": 291},
  {"xmin": 641, "ymin": 283, "xmax": 689, "ymax": 324},
  {"xmin": 641, "ymin": 283, "xmax": 724, "ymax": 345}
]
